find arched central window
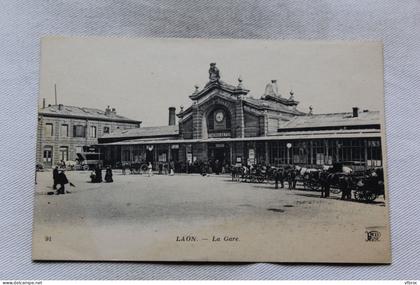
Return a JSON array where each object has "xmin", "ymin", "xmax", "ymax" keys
[{"xmin": 207, "ymin": 107, "xmax": 231, "ymax": 132}]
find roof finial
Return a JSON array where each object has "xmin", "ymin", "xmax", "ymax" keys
[
  {"xmin": 289, "ymin": 90, "xmax": 294, "ymax": 101},
  {"xmin": 237, "ymin": 75, "xmax": 243, "ymax": 89}
]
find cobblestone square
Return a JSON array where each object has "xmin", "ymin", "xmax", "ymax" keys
[{"xmin": 33, "ymin": 170, "xmax": 389, "ymax": 262}]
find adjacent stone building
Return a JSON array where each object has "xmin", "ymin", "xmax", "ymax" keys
[
  {"xmin": 37, "ymin": 104, "xmax": 141, "ymax": 168},
  {"xmin": 97, "ymin": 63, "xmax": 383, "ymax": 171}
]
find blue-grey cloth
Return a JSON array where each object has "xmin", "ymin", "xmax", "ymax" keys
[{"xmin": 0, "ymin": 0, "xmax": 419, "ymax": 280}]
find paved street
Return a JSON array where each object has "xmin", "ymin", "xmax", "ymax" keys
[{"xmin": 33, "ymin": 170, "xmax": 390, "ymax": 262}]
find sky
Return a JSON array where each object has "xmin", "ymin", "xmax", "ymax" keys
[{"xmin": 40, "ymin": 37, "xmax": 384, "ymax": 127}]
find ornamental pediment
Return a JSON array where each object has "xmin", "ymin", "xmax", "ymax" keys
[{"xmin": 196, "ymin": 92, "xmax": 237, "ymax": 113}]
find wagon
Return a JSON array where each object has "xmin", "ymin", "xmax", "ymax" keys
[
  {"xmin": 129, "ymin": 163, "xmax": 149, "ymax": 174},
  {"xmin": 300, "ymin": 168, "xmax": 322, "ymax": 191},
  {"xmin": 353, "ymin": 169, "xmax": 385, "ymax": 202}
]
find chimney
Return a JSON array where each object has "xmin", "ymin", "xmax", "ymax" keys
[
  {"xmin": 105, "ymin": 105, "xmax": 111, "ymax": 116},
  {"xmin": 111, "ymin": 108, "xmax": 116, "ymax": 114},
  {"xmin": 352, "ymin": 107, "xmax": 359, "ymax": 118},
  {"xmin": 168, "ymin": 107, "xmax": 176, "ymax": 126},
  {"xmin": 42, "ymin": 98, "xmax": 46, "ymax": 109},
  {"xmin": 58, "ymin": 104, "xmax": 63, "ymax": 110}
]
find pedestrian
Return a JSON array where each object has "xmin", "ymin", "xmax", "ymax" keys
[
  {"xmin": 169, "ymin": 160, "xmax": 175, "ymax": 175},
  {"xmin": 105, "ymin": 166, "xmax": 113, "ymax": 183},
  {"xmin": 214, "ymin": 159, "xmax": 220, "ymax": 175},
  {"xmin": 52, "ymin": 166, "xmax": 59, "ymax": 190},
  {"xmin": 56, "ymin": 169, "xmax": 68, "ymax": 195},
  {"xmin": 90, "ymin": 170, "xmax": 96, "ymax": 183},
  {"xmin": 340, "ymin": 175, "xmax": 352, "ymax": 200},
  {"xmin": 288, "ymin": 169, "xmax": 296, "ymax": 190},
  {"xmin": 325, "ymin": 172, "xmax": 333, "ymax": 198},
  {"xmin": 320, "ymin": 170, "xmax": 328, "ymax": 198},
  {"xmin": 148, "ymin": 162, "xmax": 153, "ymax": 177},
  {"xmin": 201, "ymin": 161, "xmax": 207, "ymax": 176},
  {"xmin": 292, "ymin": 169, "xmax": 298, "ymax": 189},
  {"xmin": 278, "ymin": 168, "xmax": 285, "ymax": 188},
  {"xmin": 121, "ymin": 163, "xmax": 127, "ymax": 175},
  {"xmin": 275, "ymin": 169, "xmax": 280, "ymax": 189},
  {"xmin": 95, "ymin": 165, "xmax": 103, "ymax": 183}
]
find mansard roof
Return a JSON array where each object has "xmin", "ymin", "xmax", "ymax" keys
[
  {"xmin": 278, "ymin": 110, "xmax": 381, "ymax": 131},
  {"xmin": 39, "ymin": 104, "xmax": 141, "ymax": 124},
  {"xmin": 243, "ymin": 97, "xmax": 305, "ymax": 116},
  {"xmin": 101, "ymin": 125, "xmax": 179, "ymax": 140}
]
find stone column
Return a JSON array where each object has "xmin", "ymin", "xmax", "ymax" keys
[
  {"xmin": 265, "ymin": 141, "xmax": 269, "ymax": 164},
  {"xmin": 192, "ymin": 103, "xmax": 202, "ymax": 139},
  {"xmin": 235, "ymin": 99, "xmax": 245, "ymax": 138}
]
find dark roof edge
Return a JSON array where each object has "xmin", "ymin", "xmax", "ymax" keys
[
  {"xmin": 243, "ymin": 100, "xmax": 304, "ymax": 116},
  {"xmin": 99, "ymin": 134, "xmax": 179, "ymax": 143},
  {"xmin": 38, "ymin": 112, "xmax": 142, "ymax": 124},
  {"xmin": 277, "ymin": 124, "xmax": 381, "ymax": 133}
]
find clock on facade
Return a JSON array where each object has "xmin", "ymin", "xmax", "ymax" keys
[{"xmin": 215, "ymin": 111, "xmax": 224, "ymax": 123}]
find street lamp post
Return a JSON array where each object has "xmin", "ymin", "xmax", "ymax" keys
[{"xmin": 286, "ymin": 143, "xmax": 292, "ymax": 165}]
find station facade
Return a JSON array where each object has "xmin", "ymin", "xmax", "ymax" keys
[{"xmin": 98, "ymin": 64, "xmax": 383, "ymax": 171}]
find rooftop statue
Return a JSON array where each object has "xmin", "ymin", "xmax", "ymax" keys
[
  {"xmin": 264, "ymin": 79, "xmax": 279, "ymax": 97},
  {"xmin": 209, "ymin": 63, "xmax": 220, "ymax": 82}
]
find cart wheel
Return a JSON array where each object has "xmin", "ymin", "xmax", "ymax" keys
[
  {"xmin": 140, "ymin": 164, "xmax": 148, "ymax": 173},
  {"xmin": 310, "ymin": 183, "xmax": 321, "ymax": 191},
  {"xmin": 257, "ymin": 176, "xmax": 265, "ymax": 183},
  {"xmin": 354, "ymin": 190, "xmax": 364, "ymax": 201},
  {"xmin": 330, "ymin": 188, "xmax": 341, "ymax": 194},
  {"xmin": 364, "ymin": 191, "xmax": 377, "ymax": 202}
]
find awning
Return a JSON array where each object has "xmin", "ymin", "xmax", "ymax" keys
[{"xmin": 98, "ymin": 129, "xmax": 382, "ymax": 146}]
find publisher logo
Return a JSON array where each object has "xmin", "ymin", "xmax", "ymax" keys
[{"xmin": 365, "ymin": 230, "xmax": 381, "ymax": 242}]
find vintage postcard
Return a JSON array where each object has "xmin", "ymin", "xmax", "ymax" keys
[{"xmin": 32, "ymin": 37, "xmax": 391, "ymax": 263}]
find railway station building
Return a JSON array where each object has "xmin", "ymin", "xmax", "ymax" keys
[
  {"xmin": 37, "ymin": 103, "xmax": 141, "ymax": 168},
  {"xmin": 98, "ymin": 64, "xmax": 383, "ymax": 172}
]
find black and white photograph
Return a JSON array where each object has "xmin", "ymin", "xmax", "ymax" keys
[{"xmin": 32, "ymin": 37, "xmax": 390, "ymax": 263}]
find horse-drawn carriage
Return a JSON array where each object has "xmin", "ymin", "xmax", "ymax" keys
[
  {"xmin": 297, "ymin": 164, "xmax": 385, "ymax": 202},
  {"xmin": 231, "ymin": 164, "xmax": 275, "ymax": 184},
  {"xmin": 128, "ymin": 162, "xmax": 149, "ymax": 174},
  {"xmin": 299, "ymin": 168, "xmax": 322, "ymax": 191},
  {"xmin": 353, "ymin": 168, "xmax": 385, "ymax": 202}
]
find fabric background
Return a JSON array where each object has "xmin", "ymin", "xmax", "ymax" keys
[{"xmin": 0, "ymin": 0, "xmax": 419, "ymax": 280}]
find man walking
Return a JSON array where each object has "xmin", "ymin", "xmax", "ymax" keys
[
  {"xmin": 56, "ymin": 169, "xmax": 69, "ymax": 195},
  {"xmin": 52, "ymin": 166, "xmax": 59, "ymax": 190}
]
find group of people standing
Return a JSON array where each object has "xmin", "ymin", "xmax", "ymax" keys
[
  {"xmin": 52, "ymin": 164, "xmax": 114, "ymax": 194},
  {"xmin": 90, "ymin": 165, "xmax": 113, "ymax": 183}
]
